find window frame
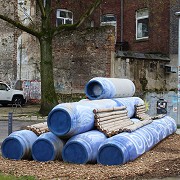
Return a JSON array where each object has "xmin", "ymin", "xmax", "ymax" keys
[
  {"xmin": 0, "ymin": 83, "xmax": 7, "ymax": 91},
  {"xmin": 56, "ymin": 9, "xmax": 73, "ymax": 27},
  {"xmin": 100, "ymin": 14, "xmax": 117, "ymax": 42},
  {"xmin": 136, "ymin": 8, "xmax": 149, "ymax": 40},
  {"xmin": 101, "ymin": 14, "xmax": 116, "ymax": 24}
]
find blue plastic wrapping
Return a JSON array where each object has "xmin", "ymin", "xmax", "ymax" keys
[
  {"xmin": 1, "ymin": 130, "xmax": 38, "ymax": 160},
  {"xmin": 62, "ymin": 130, "xmax": 107, "ymax": 164},
  {"xmin": 47, "ymin": 99, "xmax": 118, "ymax": 137},
  {"xmin": 114, "ymin": 97, "xmax": 144, "ymax": 117},
  {"xmin": 32, "ymin": 132, "xmax": 64, "ymax": 162},
  {"xmin": 85, "ymin": 77, "xmax": 135, "ymax": 100},
  {"xmin": 47, "ymin": 97, "xmax": 144, "ymax": 138},
  {"xmin": 97, "ymin": 116, "xmax": 177, "ymax": 165}
]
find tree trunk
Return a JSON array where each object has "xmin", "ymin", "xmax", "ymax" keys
[{"xmin": 39, "ymin": 36, "xmax": 58, "ymax": 116}]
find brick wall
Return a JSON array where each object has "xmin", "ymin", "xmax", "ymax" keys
[
  {"xmin": 170, "ymin": 0, "xmax": 180, "ymax": 54},
  {"xmin": 51, "ymin": 0, "xmax": 121, "ymax": 40},
  {"xmin": 123, "ymin": 0, "xmax": 170, "ymax": 54},
  {"xmin": 52, "ymin": 26, "xmax": 115, "ymax": 93},
  {"xmin": 52, "ymin": 0, "xmax": 171, "ymax": 55}
]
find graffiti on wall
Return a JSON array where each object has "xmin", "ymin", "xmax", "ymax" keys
[
  {"xmin": 22, "ymin": 80, "xmax": 41, "ymax": 103},
  {"xmin": 145, "ymin": 91, "xmax": 178, "ymax": 123}
]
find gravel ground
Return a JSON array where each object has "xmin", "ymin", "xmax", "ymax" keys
[{"xmin": 0, "ymin": 133, "xmax": 179, "ymax": 180}]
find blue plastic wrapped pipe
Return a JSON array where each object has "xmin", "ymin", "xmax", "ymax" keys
[
  {"xmin": 47, "ymin": 99, "xmax": 118, "ymax": 137},
  {"xmin": 32, "ymin": 132, "xmax": 65, "ymax": 162},
  {"xmin": 1, "ymin": 130, "xmax": 38, "ymax": 160},
  {"xmin": 113, "ymin": 97, "xmax": 144, "ymax": 117},
  {"xmin": 47, "ymin": 97, "xmax": 143, "ymax": 137},
  {"xmin": 62, "ymin": 130, "xmax": 107, "ymax": 164},
  {"xmin": 85, "ymin": 77, "xmax": 135, "ymax": 100},
  {"xmin": 97, "ymin": 116, "xmax": 177, "ymax": 165}
]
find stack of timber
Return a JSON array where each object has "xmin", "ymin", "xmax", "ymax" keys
[
  {"xmin": 135, "ymin": 104, "xmax": 166, "ymax": 120},
  {"xmin": 135, "ymin": 104, "xmax": 152, "ymax": 120},
  {"xmin": 94, "ymin": 106, "xmax": 133, "ymax": 137},
  {"xmin": 25, "ymin": 122, "xmax": 49, "ymax": 136}
]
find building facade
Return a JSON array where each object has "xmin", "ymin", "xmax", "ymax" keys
[{"xmin": 0, "ymin": 0, "xmax": 179, "ymax": 123}]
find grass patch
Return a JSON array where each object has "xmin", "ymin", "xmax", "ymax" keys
[
  {"xmin": 0, "ymin": 173, "xmax": 36, "ymax": 180},
  {"xmin": 58, "ymin": 93, "xmax": 86, "ymax": 103}
]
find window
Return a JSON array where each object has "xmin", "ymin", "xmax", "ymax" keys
[
  {"xmin": 136, "ymin": 9, "xmax": 149, "ymax": 40},
  {"xmin": 56, "ymin": 9, "xmax": 73, "ymax": 26},
  {"xmin": 100, "ymin": 14, "xmax": 117, "ymax": 41},
  {"xmin": 100, "ymin": 14, "xmax": 116, "ymax": 26},
  {"xmin": 0, "ymin": 84, "xmax": 7, "ymax": 90}
]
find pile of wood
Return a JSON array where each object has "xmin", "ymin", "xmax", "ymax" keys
[
  {"xmin": 94, "ymin": 106, "xmax": 133, "ymax": 137},
  {"xmin": 135, "ymin": 104, "xmax": 166, "ymax": 120},
  {"xmin": 25, "ymin": 122, "xmax": 49, "ymax": 136},
  {"xmin": 94, "ymin": 105, "xmax": 155, "ymax": 137},
  {"xmin": 135, "ymin": 104, "xmax": 152, "ymax": 120}
]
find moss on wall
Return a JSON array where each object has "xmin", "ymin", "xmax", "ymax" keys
[{"xmin": 140, "ymin": 77, "xmax": 148, "ymax": 91}]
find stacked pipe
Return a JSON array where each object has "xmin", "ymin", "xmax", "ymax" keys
[
  {"xmin": 47, "ymin": 96, "xmax": 143, "ymax": 138},
  {"xmin": 97, "ymin": 116, "xmax": 177, "ymax": 165},
  {"xmin": 1, "ymin": 130, "xmax": 38, "ymax": 160},
  {"xmin": 32, "ymin": 132, "xmax": 64, "ymax": 162},
  {"xmin": 1, "ymin": 77, "xmax": 177, "ymax": 165},
  {"xmin": 62, "ymin": 130, "xmax": 107, "ymax": 164},
  {"xmin": 85, "ymin": 77, "xmax": 135, "ymax": 100}
]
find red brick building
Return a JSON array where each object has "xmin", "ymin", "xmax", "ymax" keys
[
  {"xmin": 51, "ymin": 0, "xmax": 178, "ymax": 56},
  {"xmin": 0, "ymin": 0, "xmax": 179, "ymax": 122}
]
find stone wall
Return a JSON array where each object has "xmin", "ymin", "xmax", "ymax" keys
[
  {"xmin": 113, "ymin": 56, "xmax": 178, "ymax": 123},
  {"xmin": 114, "ymin": 57, "xmax": 177, "ymax": 92},
  {"xmin": 0, "ymin": 0, "xmax": 40, "ymax": 87},
  {"xmin": 0, "ymin": 1, "xmax": 17, "ymax": 85}
]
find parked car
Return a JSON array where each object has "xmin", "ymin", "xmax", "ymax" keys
[{"xmin": 0, "ymin": 82, "xmax": 26, "ymax": 106}]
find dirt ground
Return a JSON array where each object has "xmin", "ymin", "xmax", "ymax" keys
[
  {"xmin": 0, "ymin": 104, "xmax": 41, "ymax": 116},
  {"xmin": 0, "ymin": 133, "xmax": 179, "ymax": 180}
]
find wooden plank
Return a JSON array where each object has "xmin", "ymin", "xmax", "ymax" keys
[
  {"xmin": 93, "ymin": 106, "xmax": 126, "ymax": 113},
  {"xmin": 95, "ymin": 114, "xmax": 129, "ymax": 122},
  {"xmin": 99, "ymin": 119, "xmax": 131, "ymax": 129},
  {"xmin": 123, "ymin": 120, "xmax": 153, "ymax": 132},
  {"xmin": 94, "ymin": 110, "xmax": 128, "ymax": 118},
  {"xmin": 95, "ymin": 117, "xmax": 130, "ymax": 125},
  {"xmin": 105, "ymin": 121, "xmax": 134, "ymax": 131}
]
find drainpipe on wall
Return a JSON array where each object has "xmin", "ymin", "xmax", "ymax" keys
[
  {"xmin": 120, "ymin": 0, "xmax": 124, "ymax": 51},
  {"xmin": 20, "ymin": 37, "xmax": 22, "ymax": 82},
  {"xmin": 175, "ymin": 11, "xmax": 180, "ymax": 126}
]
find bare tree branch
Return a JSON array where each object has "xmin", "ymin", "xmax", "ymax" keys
[
  {"xmin": 52, "ymin": 24, "xmax": 77, "ymax": 36},
  {"xmin": 52, "ymin": 0, "xmax": 103, "ymax": 36},
  {"xmin": 0, "ymin": 14, "xmax": 41, "ymax": 38},
  {"xmin": 75, "ymin": 0, "xmax": 103, "ymax": 28},
  {"xmin": 37, "ymin": 0, "xmax": 46, "ymax": 18},
  {"xmin": 18, "ymin": 6, "xmax": 36, "ymax": 27}
]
